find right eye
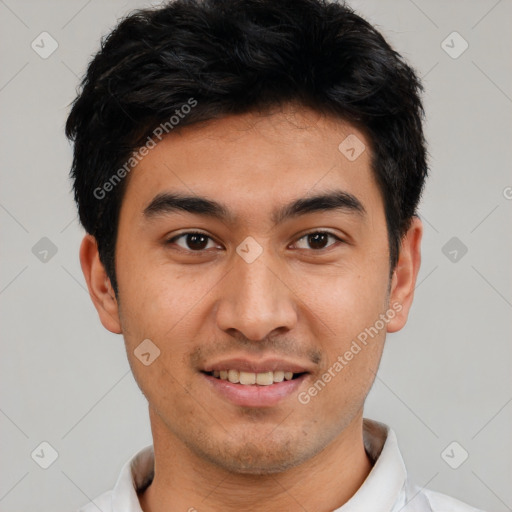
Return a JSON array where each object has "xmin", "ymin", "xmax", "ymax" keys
[{"xmin": 166, "ymin": 231, "xmax": 222, "ymax": 252}]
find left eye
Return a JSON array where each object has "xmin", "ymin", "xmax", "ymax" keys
[{"xmin": 293, "ymin": 231, "xmax": 342, "ymax": 250}]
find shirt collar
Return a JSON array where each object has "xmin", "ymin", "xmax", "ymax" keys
[
  {"xmin": 111, "ymin": 442, "xmax": 154, "ymax": 511},
  {"xmin": 111, "ymin": 418, "xmax": 408, "ymax": 511},
  {"xmin": 334, "ymin": 419, "xmax": 407, "ymax": 511}
]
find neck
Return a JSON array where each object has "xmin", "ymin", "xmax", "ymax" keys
[{"xmin": 138, "ymin": 409, "xmax": 373, "ymax": 512}]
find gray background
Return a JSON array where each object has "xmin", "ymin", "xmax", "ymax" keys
[{"xmin": 0, "ymin": 0, "xmax": 511, "ymax": 510}]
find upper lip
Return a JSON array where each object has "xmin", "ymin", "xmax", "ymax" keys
[{"xmin": 202, "ymin": 357, "xmax": 311, "ymax": 374}]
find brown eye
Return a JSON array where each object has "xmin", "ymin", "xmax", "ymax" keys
[
  {"xmin": 294, "ymin": 231, "xmax": 341, "ymax": 250},
  {"xmin": 168, "ymin": 232, "xmax": 218, "ymax": 251}
]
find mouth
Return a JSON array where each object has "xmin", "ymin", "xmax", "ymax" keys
[
  {"xmin": 203, "ymin": 369, "xmax": 307, "ymax": 386},
  {"xmin": 200, "ymin": 359, "xmax": 311, "ymax": 407}
]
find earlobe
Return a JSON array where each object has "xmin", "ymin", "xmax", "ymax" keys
[
  {"xmin": 386, "ymin": 216, "xmax": 423, "ymax": 333},
  {"xmin": 79, "ymin": 234, "xmax": 122, "ymax": 334}
]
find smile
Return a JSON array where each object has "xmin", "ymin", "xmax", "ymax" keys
[
  {"xmin": 206, "ymin": 369, "xmax": 305, "ymax": 386},
  {"xmin": 202, "ymin": 371, "xmax": 309, "ymax": 407}
]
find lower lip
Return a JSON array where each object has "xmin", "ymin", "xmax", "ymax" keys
[{"xmin": 202, "ymin": 373, "xmax": 308, "ymax": 407}]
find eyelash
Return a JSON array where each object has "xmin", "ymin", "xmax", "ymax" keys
[{"xmin": 166, "ymin": 230, "xmax": 344, "ymax": 253}]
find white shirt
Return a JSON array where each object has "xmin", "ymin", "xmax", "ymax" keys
[{"xmin": 77, "ymin": 419, "xmax": 483, "ymax": 511}]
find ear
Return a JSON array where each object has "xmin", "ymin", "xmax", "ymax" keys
[
  {"xmin": 79, "ymin": 234, "xmax": 122, "ymax": 334},
  {"xmin": 386, "ymin": 216, "xmax": 423, "ymax": 333}
]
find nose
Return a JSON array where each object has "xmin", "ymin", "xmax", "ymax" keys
[{"xmin": 215, "ymin": 249, "xmax": 298, "ymax": 342}]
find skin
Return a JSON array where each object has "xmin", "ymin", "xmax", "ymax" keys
[{"xmin": 80, "ymin": 103, "xmax": 422, "ymax": 512}]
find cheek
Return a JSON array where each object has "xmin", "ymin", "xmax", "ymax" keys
[
  {"xmin": 117, "ymin": 253, "xmax": 200, "ymax": 334},
  {"xmin": 116, "ymin": 258, "xmax": 221, "ymax": 378},
  {"xmin": 304, "ymin": 258, "xmax": 389, "ymax": 333},
  {"xmin": 117, "ymin": 268, "xmax": 201, "ymax": 409},
  {"xmin": 299, "ymin": 258, "xmax": 388, "ymax": 393}
]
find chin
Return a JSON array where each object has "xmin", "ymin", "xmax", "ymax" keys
[{"xmin": 196, "ymin": 438, "xmax": 315, "ymax": 476}]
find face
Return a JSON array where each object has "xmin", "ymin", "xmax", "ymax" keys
[{"xmin": 82, "ymin": 104, "xmax": 421, "ymax": 475}]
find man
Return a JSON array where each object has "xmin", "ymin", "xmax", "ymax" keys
[{"xmin": 66, "ymin": 0, "xmax": 482, "ymax": 510}]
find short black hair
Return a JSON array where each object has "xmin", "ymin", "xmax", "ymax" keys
[{"xmin": 65, "ymin": 0, "xmax": 428, "ymax": 295}]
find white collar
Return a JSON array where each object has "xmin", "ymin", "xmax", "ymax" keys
[{"xmin": 109, "ymin": 418, "xmax": 416, "ymax": 511}]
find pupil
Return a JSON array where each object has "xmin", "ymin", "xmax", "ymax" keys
[
  {"xmin": 309, "ymin": 233, "xmax": 327, "ymax": 250},
  {"xmin": 188, "ymin": 233, "xmax": 208, "ymax": 250}
]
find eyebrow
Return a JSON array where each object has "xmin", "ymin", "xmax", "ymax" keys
[{"xmin": 143, "ymin": 189, "xmax": 366, "ymax": 225}]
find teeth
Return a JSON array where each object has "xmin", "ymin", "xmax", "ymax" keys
[
  {"xmin": 228, "ymin": 369, "xmax": 240, "ymax": 383},
  {"xmin": 273, "ymin": 370, "xmax": 284, "ymax": 382},
  {"xmin": 239, "ymin": 371, "xmax": 256, "ymax": 385},
  {"xmin": 256, "ymin": 371, "xmax": 273, "ymax": 386},
  {"xmin": 211, "ymin": 370, "xmax": 299, "ymax": 385}
]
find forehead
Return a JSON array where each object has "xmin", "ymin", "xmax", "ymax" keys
[{"xmin": 120, "ymin": 105, "xmax": 382, "ymax": 226}]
